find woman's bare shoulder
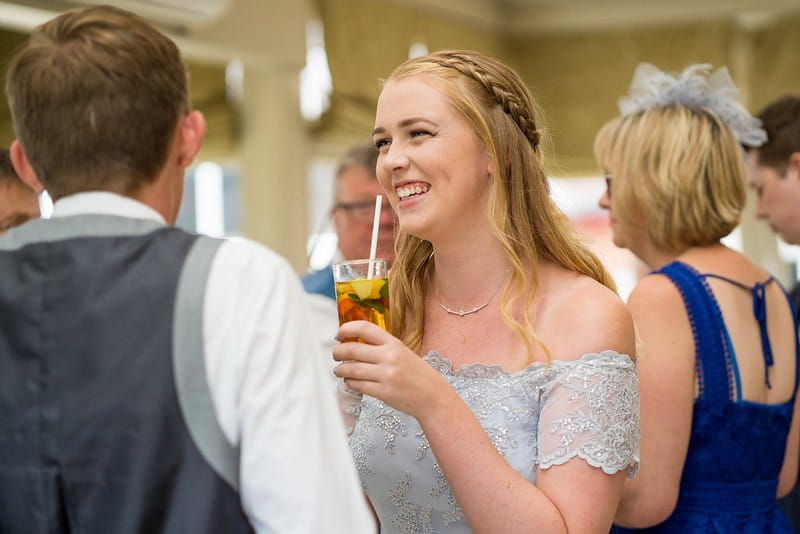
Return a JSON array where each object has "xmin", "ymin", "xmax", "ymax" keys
[
  {"xmin": 627, "ymin": 271, "xmax": 685, "ymax": 313},
  {"xmin": 540, "ymin": 268, "xmax": 635, "ymax": 362}
]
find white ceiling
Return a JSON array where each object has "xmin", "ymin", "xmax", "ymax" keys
[
  {"xmin": 1, "ymin": 0, "xmax": 798, "ymax": 65},
  {"xmin": 0, "ymin": 0, "xmax": 310, "ymax": 65},
  {"xmin": 397, "ymin": 0, "xmax": 800, "ymax": 33}
]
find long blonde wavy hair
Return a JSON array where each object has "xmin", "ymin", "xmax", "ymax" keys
[{"xmin": 386, "ymin": 50, "xmax": 615, "ymax": 362}]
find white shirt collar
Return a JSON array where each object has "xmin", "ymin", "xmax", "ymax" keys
[{"xmin": 52, "ymin": 192, "xmax": 167, "ymax": 225}]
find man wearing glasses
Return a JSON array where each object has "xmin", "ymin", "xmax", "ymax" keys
[{"xmin": 303, "ymin": 143, "xmax": 396, "ymax": 299}]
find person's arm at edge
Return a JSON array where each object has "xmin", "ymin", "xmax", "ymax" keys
[
  {"xmin": 778, "ymin": 391, "xmax": 800, "ymax": 497},
  {"xmin": 778, "ymin": 284, "xmax": 800, "ymax": 497},
  {"xmin": 204, "ymin": 239, "xmax": 376, "ymax": 534},
  {"xmin": 613, "ymin": 274, "xmax": 695, "ymax": 527}
]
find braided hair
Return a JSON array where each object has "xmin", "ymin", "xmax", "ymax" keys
[
  {"xmin": 422, "ymin": 50, "xmax": 542, "ymax": 149},
  {"xmin": 385, "ymin": 50, "xmax": 614, "ymax": 362}
]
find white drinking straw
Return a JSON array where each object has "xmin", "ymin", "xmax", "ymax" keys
[{"xmin": 367, "ymin": 194, "xmax": 382, "ymax": 279}]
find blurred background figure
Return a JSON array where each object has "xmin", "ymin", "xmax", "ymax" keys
[
  {"xmin": 747, "ymin": 94, "xmax": 800, "ymax": 531},
  {"xmin": 302, "ymin": 143, "xmax": 395, "ymax": 365},
  {"xmin": 0, "ymin": 148, "xmax": 39, "ymax": 233},
  {"xmin": 596, "ymin": 63, "xmax": 799, "ymax": 533},
  {"xmin": 747, "ymin": 94, "xmax": 800, "ymax": 293},
  {"xmin": 303, "ymin": 143, "xmax": 395, "ymax": 299}
]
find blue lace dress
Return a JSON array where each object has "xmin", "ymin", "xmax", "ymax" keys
[
  {"xmin": 612, "ymin": 261, "xmax": 799, "ymax": 534},
  {"xmin": 347, "ymin": 350, "xmax": 640, "ymax": 533}
]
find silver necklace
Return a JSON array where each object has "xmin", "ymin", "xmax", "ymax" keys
[{"xmin": 436, "ymin": 268, "xmax": 511, "ymax": 317}]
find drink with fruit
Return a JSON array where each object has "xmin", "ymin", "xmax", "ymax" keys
[{"xmin": 332, "ymin": 259, "xmax": 390, "ymax": 332}]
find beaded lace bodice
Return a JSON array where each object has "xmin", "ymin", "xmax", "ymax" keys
[{"xmin": 348, "ymin": 350, "xmax": 640, "ymax": 534}]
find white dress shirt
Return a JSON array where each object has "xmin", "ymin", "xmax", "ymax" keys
[
  {"xmin": 53, "ymin": 192, "xmax": 375, "ymax": 534},
  {"xmin": 303, "ymin": 292, "xmax": 341, "ymax": 376}
]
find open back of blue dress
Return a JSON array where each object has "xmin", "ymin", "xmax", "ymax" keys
[{"xmin": 613, "ymin": 261, "xmax": 800, "ymax": 533}]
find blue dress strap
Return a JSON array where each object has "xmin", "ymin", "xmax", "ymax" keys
[
  {"xmin": 656, "ymin": 262, "xmax": 734, "ymax": 406},
  {"xmin": 704, "ymin": 273, "xmax": 776, "ymax": 389},
  {"xmin": 772, "ymin": 278, "xmax": 800, "ymax": 395}
]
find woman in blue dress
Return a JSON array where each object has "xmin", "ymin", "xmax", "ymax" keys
[
  {"xmin": 595, "ymin": 63, "xmax": 800, "ymax": 532},
  {"xmin": 333, "ymin": 49, "xmax": 640, "ymax": 533}
]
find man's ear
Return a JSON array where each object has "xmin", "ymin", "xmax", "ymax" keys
[
  {"xmin": 9, "ymin": 140, "xmax": 45, "ymax": 193},
  {"xmin": 177, "ymin": 111, "xmax": 206, "ymax": 168}
]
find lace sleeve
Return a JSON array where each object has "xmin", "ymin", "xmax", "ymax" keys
[{"xmin": 537, "ymin": 351, "xmax": 640, "ymax": 478}]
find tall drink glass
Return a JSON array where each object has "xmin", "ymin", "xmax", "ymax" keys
[{"xmin": 332, "ymin": 259, "xmax": 390, "ymax": 333}]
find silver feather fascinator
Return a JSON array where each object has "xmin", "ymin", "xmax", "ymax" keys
[{"xmin": 618, "ymin": 63, "xmax": 767, "ymax": 147}]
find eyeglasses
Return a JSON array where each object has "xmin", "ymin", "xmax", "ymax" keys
[
  {"xmin": 333, "ymin": 200, "xmax": 392, "ymax": 221},
  {"xmin": 604, "ymin": 174, "xmax": 613, "ymax": 198}
]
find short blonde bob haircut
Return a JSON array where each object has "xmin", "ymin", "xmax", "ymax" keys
[
  {"xmin": 594, "ymin": 105, "xmax": 746, "ymax": 254},
  {"xmin": 387, "ymin": 50, "xmax": 615, "ymax": 361}
]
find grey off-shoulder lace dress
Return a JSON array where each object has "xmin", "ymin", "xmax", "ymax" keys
[{"xmin": 346, "ymin": 350, "xmax": 640, "ymax": 534}]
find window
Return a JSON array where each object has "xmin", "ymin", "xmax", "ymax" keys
[{"xmin": 175, "ymin": 162, "xmax": 242, "ymax": 237}]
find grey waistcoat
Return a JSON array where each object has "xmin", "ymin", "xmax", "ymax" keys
[{"xmin": 0, "ymin": 215, "xmax": 254, "ymax": 534}]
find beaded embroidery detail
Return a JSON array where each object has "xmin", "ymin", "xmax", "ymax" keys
[{"xmin": 350, "ymin": 350, "xmax": 639, "ymax": 532}]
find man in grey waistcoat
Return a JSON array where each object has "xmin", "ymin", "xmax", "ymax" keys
[{"xmin": 0, "ymin": 5, "xmax": 374, "ymax": 534}]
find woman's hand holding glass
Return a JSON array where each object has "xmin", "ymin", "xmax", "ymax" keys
[{"xmin": 332, "ymin": 321, "xmax": 454, "ymax": 420}]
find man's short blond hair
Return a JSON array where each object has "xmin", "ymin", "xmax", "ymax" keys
[
  {"xmin": 594, "ymin": 105, "xmax": 745, "ymax": 254},
  {"xmin": 5, "ymin": 5, "xmax": 190, "ymax": 199}
]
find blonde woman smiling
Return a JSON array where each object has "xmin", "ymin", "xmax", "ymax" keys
[{"xmin": 334, "ymin": 50, "xmax": 639, "ymax": 534}]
